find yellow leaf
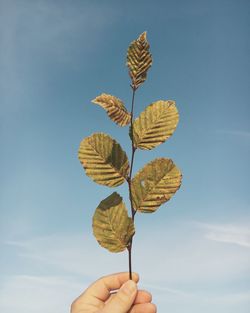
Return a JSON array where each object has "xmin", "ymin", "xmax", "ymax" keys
[
  {"xmin": 93, "ymin": 192, "xmax": 135, "ymax": 252},
  {"xmin": 78, "ymin": 133, "xmax": 129, "ymax": 187},
  {"xmin": 126, "ymin": 31, "xmax": 152, "ymax": 89},
  {"xmin": 131, "ymin": 100, "xmax": 179, "ymax": 150},
  {"xmin": 92, "ymin": 93, "xmax": 131, "ymax": 127},
  {"xmin": 131, "ymin": 158, "xmax": 182, "ymax": 213}
]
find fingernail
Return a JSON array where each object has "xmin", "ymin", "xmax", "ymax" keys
[{"xmin": 122, "ymin": 280, "xmax": 137, "ymax": 295}]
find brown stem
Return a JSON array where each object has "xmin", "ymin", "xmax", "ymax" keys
[
  {"xmin": 128, "ymin": 244, "xmax": 132, "ymax": 280},
  {"xmin": 127, "ymin": 87, "xmax": 137, "ymax": 280}
]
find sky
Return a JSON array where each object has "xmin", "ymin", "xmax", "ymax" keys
[{"xmin": 0, "ymin": 0, "xmax": 249, "ymax": 312}]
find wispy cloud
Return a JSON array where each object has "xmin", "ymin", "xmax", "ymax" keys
[
  {"xmin": 4, "ymin": 220, "xmax": 250, "ymax": 284},
  {"xmin": 216, "ymin": 130, "xmax": 250, "ymax": 139},
  {"xmin": 0, "ymin": 275, "xmax": 85, "ymax": 313},
  {"xmin": 141, "ymin": 282, "xmax": 190, "ymax": 297},
  {"xmin": 197, "ymin": 222, "xmax": 250, "ymax": 248},
  {"xmin": 3, "ymin": 233, "xmax": 129, "ymax": 278},
  {"xmin": 2, "ymin": 221, "xmax": 250, "ymax": 313},
  {"xmin": 143, "ymin": 282, "xmax": 250, "ymax": 305},
  {"xmin": 1, "ymin": 274, "xmax": 249, "ymax": 313}
]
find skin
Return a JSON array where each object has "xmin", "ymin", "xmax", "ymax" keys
[{"xmin": 70, "ymin": 272, "xmax": 157, "ymax": 313}]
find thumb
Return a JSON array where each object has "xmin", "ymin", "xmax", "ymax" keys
[{"xmin": 102, "ymin": 280, "xmax": 137, "ymax": 313}]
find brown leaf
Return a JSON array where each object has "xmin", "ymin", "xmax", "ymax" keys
[
  {"xmin": 93, "ymin": 192, "xmax": 135, "ymax": 252},
  {"xmin": 126, "ymin": 31, "xmax": 152, "ymax": 89},
  {"xmin": 92, "ymin": 93, "xmax": 131, "ymax": 127},
  {"xmin": 131, "ymin": 158, "xmax": 182, "ymax": 213}
]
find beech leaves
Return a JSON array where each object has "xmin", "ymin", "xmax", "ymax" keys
[
  {"xmin": 93, "ymin": 192, "xmax": 135, "ymax": 252},
  {"xmin": 78, "ymin": 32, "xmax": 182, "ymax": 255},
  {"xmin": 127, "ymin": 31, "xmax": 152, "ymax": 90},
  {"xmin": 131, "ymin": 100, "xmax": 179, "ymax": 150},
  {"xmin": 92, "ymin": 94, "xmax": 131, "ymax": 127},
  {"xmin": 78, "ymin": 133, "xmax": 129, "ymax": 187},
  {"xmin": 131, "ymin": 158, "xmax": 182, "ymax": 213}
]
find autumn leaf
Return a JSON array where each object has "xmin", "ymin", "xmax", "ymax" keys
[
  {"xmin": 127, "ymin": 31, "xmax": 152, "ymax": 89},
  {"xmin": 78, "ymin": 133, "xmax": 129, "ymax": 187},
  {"xmin": 92, "ymin": 93, "xmax": 131, "ymax": 126},
  {"xmin": 131, "ymin": 158, "xmax": 182, "ymax": 213},
  {"xmin": 93, "ymin": 192, "xmax": 135, "ymax": 252},
  {"xmin": 130, "ymin": 100, "xmax": 179, "ymax": 150}
]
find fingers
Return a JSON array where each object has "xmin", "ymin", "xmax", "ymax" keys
[
  {"xmin": 83, "ymin": 272, "xmax": 139, "ymax": 302},
  {"xmin": 106, "ymin": 289, "xmax": 152, "ymax": 305},
  {"xmin": 134, "ymin": 290, "xmax": 152, "ymax": 304},
  {"xmin": 129, "ymin": 303, "xmax": 157, "ymax": 313},
  {"xmin": 102, "ymin": 280, "xmax": 137, "ymax": 313}
]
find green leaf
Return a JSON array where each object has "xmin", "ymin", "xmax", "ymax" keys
[
  {"xmin": 131, "ymin": 158, "xmax": 182, "ymax": 213},
  {"xmin": 126, "ymin": 31, "xmax": 152, "ymax": 90},
  {"xmin": 92, "ymin": 93, "xmax": 131, "ymax": 127},
  {"xmin": 78, "ymin": 133, "xmax": 129, "ymax": 187},
  {"xmin": 93, "ymin": 192, "xmax": 135, "ymax": 252},
  {"xmin": 131, "ymin": 100, "xmax": 179, "ymax": 150}
]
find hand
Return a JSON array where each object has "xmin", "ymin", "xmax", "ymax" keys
[{"xmin": 70, "ymin": 272, "xmax": 157, "ymax": 313}]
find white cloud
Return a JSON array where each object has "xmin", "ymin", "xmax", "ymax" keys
[
  {"xmin": 153, "ymin": 288, "xmax": 250, "ymax": 313},
  {"xmin": 4, "ymin": 221, "xmax": 250, "ymax": 283},
  {"xmin": 0, "ymin": 275, "xmax": 85, "ymax": 313},
  {"xmin": 3, "ymin": 233, "xmax": 129, "ymax": 277},
  {"xmin": 2, "ymin": 220, "xmax": 250, "ymax": 313},
  {"xmin": 216, "ymin": 130, "xmax": 250, "ymax": 139},
  {"xmin": 200, "ymin": 223, "xmax": 250, "ymax": 247},
  {"xmin": 2, "ymin": 275, "xmax": 248, "ymax": 313}
]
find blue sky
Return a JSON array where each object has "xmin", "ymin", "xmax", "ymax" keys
[{"xmin": 0, "ymin": 0, "xmax": 249, "ymax": 312}]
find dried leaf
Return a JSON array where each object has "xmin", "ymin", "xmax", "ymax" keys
[
  {"xmin": 78, "ymin": 133, "xmax": 129, "ymax": 187},
  {"xmin": 131, "ymin": 158, "xmax": 182, "ymax": 213},
  {"xmin": 131, "ymin": 100, "xmax": 179, "ymax": 150},
  {"xmin": 92, "ymin": 93, "xmax": 131, "ymax": 127},
  {"xmin": 126, "ymin": 31, "xmax": 152, "ymax": 89},
  {"xmin": 93, "ymin": 192, "xmax": 135, "ymax": 252}
]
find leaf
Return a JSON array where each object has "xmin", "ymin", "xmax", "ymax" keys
[
  {"xmin": 126, "ymin": 31, "xmax": 152, "ymax": 90},
  {"xmin": 131, "ymin": 158, "xmax": 182, "ymax": 213},
  {"xmin": 131, "ymin": 100, "xmax": 179, "ymax": 150},
  {"xmin": 92, "ymin": 93, "xmax": 131, "ymax": 127},
  {"xmin": 93, "ymin": 192, "xmax": 135, "ymax": 252},
  {"xmin": 78, "ymin": 133, "xmax": 129, "ymax": 187}
]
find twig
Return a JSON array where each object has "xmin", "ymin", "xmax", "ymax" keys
[{"xmin": 127, "ymin": 86, "xmax": 137, "ymax": 280}]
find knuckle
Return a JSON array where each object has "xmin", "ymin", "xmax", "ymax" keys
[{"xmin": 117, "ymin": 290, "xmax": 130, "ymax": 307}]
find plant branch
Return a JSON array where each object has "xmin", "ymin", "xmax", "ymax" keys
[
  {"xmin": 127, "ymin": 86, "xmax": 137, "ymax": 280},
  {"xmin": 127, "ymin": 87, "xmax": 137, "ymax": 219}
]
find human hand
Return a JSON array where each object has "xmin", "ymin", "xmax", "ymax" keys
[{"xmin": 70, "ymin": 272, "xmax": 157, "ymax": 313}]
